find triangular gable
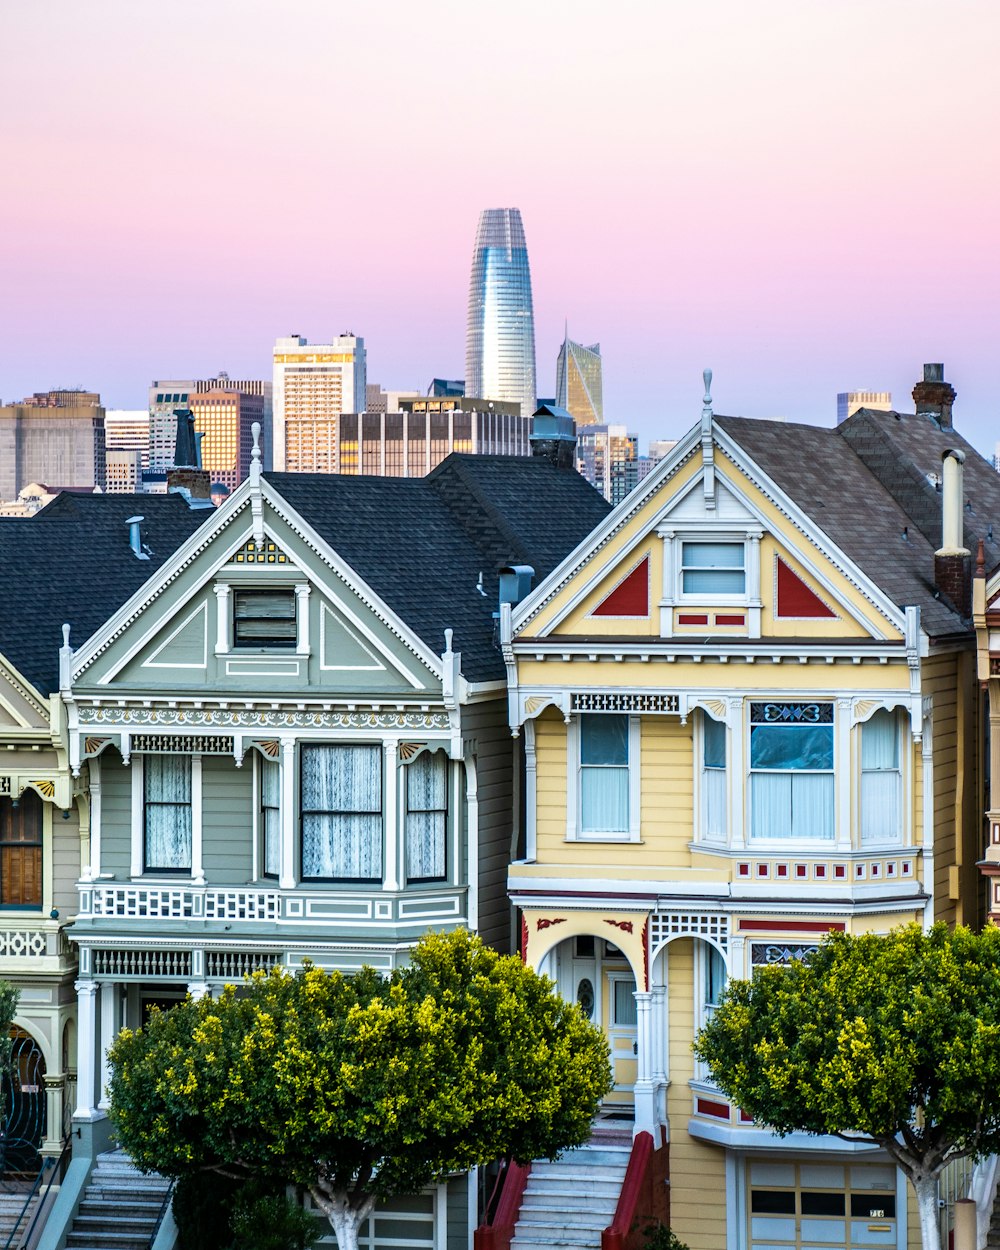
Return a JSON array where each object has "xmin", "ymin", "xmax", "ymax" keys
[
  {"xmin": 591, "ymin": 557, "xmax": 649, "ymax": 618},
  {"xmin": 0, "ymin": 658, "xmax": 49, "ymax": 730},
  {"xmin": 70, "ymin": 481, "xmax": 444, "ymax": 694}
]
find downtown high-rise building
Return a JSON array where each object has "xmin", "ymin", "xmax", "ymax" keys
[
  {"xmin": 189, "ymin": 385, "xmax": 266, "ymax": 493},
  {"xmin": 555, "ymin": 334, "xmax": 603, "ymax": 426},
  {"xmin": 465, "ymin": 208, "xmax": 536, "ymax": 418},
  {"xmin": 273, "ymin": 334, "xmax": 366, "ymax": 472},
  {"xmin": 0, "ymin": 390, "xmax": 106, "ymax": 502},
  {"xmin": 836, "ymin": 389, "xmax": 892, "ymax": 424}
]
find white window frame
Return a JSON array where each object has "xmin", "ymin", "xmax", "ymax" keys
[
  {"xmin": 677, "ymin": 535, "xmax": 748, "ymax": 604},
  {"xmin": 256, "ymin": 752, "xmax": 281, "ymax": 880},
  {"xmin": 566, "ymin": 714, "xmax": 642, "ymax": 843},
  {"xmin": 697, "ymin": 711, "xmax": 728, "ymax": 844},
  {"xmin": 694, "ymin": 940, "xmax": 728, "ymax": 1084},
  {"xmin": 747, "ymin": 701, "xmax": 836, "ymax": 844},
  {"xmin": 131, "ymin": 753, "xmax": 203, "ymax": 880},
  {"xmin": 607, "ymin": 969, "xmax": 639, "ymax": 1035},
  {"xmin": 214, "ymin": 576, "xmax": 310, "ymax": 656},
  {"xmin": 859, "ymin": 709, "xmax": 906, "ymax": 847}
]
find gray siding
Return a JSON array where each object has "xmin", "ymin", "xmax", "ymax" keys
[
  {"xmin": 464, "ymin": 697, "xmax": 516, "ymax": 954},
  {"xmin": 52, "ymin": 811, "xmax": 81, "ymax": 914},
  {"xmin": 201, "ymin": 755, "xmax": 254, "ymax": 883},
  {"xmin": 98, "ymin": 756, "xmax": 132, "ymax": 878},
  {"xmin": 447, "ymin": 1172, "xmax": 472, "ymax": 1250}
]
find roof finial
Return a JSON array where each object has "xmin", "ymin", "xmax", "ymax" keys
[
  {"xmin": 249, "ymin": 422, "xmax": 262, "ymax": 486},
  {"xmin": 703, "ymin": 368, "xmax": 713, "ymax": 417},
  {"xmin": 977, "ymin": 538, "xmax": 986, "ymax": 577}
]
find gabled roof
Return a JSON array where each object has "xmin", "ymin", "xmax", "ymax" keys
[
  {"xmin": 0, "ymin": 494, "xmax": 208, "ymax": 695},
  {"xmin": 717, "ymin": 407, "xmax": 998, "ymax": 640},
  {"xmin": 266, "ymin": 455, "xmax": 611, "ymax": 683}
]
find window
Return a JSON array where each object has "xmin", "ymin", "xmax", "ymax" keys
[
  {"xmin": 580, "ymin": 714, "xmax": 630, "ymax": 836},
  {"xmin": 861, "ymin": 710, "xmax": 902, "ymax": 843},
  {"xmin": 260, "ymin": 758, "xmax": 280, "ymax": 877},
  {"xmin": 701, "ymin": 714, "xmax": 727, "ymax": 840},
  {"xmin": 680, "ymin": 541, "xmax": 745, "ymax": 595},
  {"xmin": 0, "ymin": 791, "xmax": 42, "ymax": 907},
  {"xmin": 612, "ymin": 977, "xmax": 638, "ymax": 1028},
  {"xmin": 233, "ymin": 589, "xmax": 296, "ymax": 649},
  {"xmin": 144, "ymin": 755, "xmax": 192, "ymax": 872},
  {"xmin": 405, "ymin": 751, "xmax": 448, "ymax": 882},
  {"xmin": 705, "ymin": 944, "xmax": 726, "ymax": 1015},
  {"xmin": 301, "ymin": 745, "xmax": 382, "ymax": 881},
  {"xmin": 750, "ymin": 702, "xmax": 834, "ymax": 840}
]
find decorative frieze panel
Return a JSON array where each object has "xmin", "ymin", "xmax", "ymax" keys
[
  {"xmin": 92, "ymin": 948, "xmax": 192, "ymax": 979},
  {"xmin": 751, "ymin": 941, "xmax": 820, "ymax": 966},
  {"xmin": 0, "ymin": 929, "xmax": 49, "ymax": 958},
  {"xmin": 734, "ymin": 857, "xmax": 916, "ymax": 884},
  {"xmin": 571, "ymin": 692, "xmax": 680, "ymax": 715},
  {"xmin": 83, "ymin": 886, "xmax": 281, "ymax": 923},
  {"xmin": 132, "ymin": 734, "xmax": 235, "ymax": 756},
  {"xmin": 80, "ymin": 705, "xmax": 450, "ymax": 732},
  {"xmin": 0, "ymin": 777, "xmax": 10, "ymax": 796},
  {"xmin": 649, "ymin": 910, "xmax": 729, "ymax": 952}
]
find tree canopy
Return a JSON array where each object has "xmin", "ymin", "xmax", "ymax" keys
[
  {"xmin": 109, "ymin": 929, "xmax": 611, "ymax": 1250},
  {"xmin": 694, "ymin": 922, "xmax": 1000, "ymax": 1250}
]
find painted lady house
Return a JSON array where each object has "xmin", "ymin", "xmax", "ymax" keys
[
  {"xmin": 496, "ymin": 367, "xmax": 992, "ymax": 1250},
  {"xmin": 50, "ymin": 429, "xmax": 608, "ymax": 1248}
]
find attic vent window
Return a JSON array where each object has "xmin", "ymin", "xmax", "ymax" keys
[{"xmin": 233, "ymin": 590, "xmax": 297, "ymax": 649}]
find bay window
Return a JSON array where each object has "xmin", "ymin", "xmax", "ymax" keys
[
  {"xmin": 260, "ymin": 757, "xmax": 280, "ymax": 877},
  {"xmin": 405, "ymin": 750, "xmax": 448, "ymax": 882},
  {"xmin": 750, "ymin": 702, "xmax": 834, "ymax": 840},
  {"xmin": 701, "ymin": 713, "xmax": 727, "ymax": 840},
  {"xmin": 144, "ymin": 755, "xmax": 192, "ymax": 872},
  {"xmin": 861, "ymin": 710, "xmax": 902, "ymax": 843},
  {"xmin": 301, "ymin": 745, "xmax": 382, "ymax": 881}
]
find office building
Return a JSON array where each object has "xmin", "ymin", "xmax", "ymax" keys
[
  {"xmin": 337, "ymin": 397, "xmax": 528, "ymax": 477},
  {"xmin": 427, "ymin": 378, "xmax": 465, "ymax": 398},
  {"xmin": 836, "ymin": 389, "xmax": 892, "ymax": 423},
  {"xmin": 148, "ymin": 381, "xmax": 198, "ymax": 471},
  {"xmin": 104, "ymin": 409, "xmax": 150, "ymax": 469},
  {"xmin": 365, "ymin": 384, "xmax": 422, "ymax": 415},
  {"xmin": 555, "ymin": 334, "xmax": 603, "ymax": 425},
  {"xmin": 105, "ymin": 450, "xmax": 143, "ymax": 493},
  {"xmin": 189, "ymin": 385, "xmax": 266, "ymax": 492},
  {"xmin": 649, "ymin": 438, "xmax": 678, "ymax": 461},
  {"xmin": 576, "ymin": 423, "xmax": 637, "ymax": 502},
  {"xmin": 610, "ymin": 453, "xmax": 656, "ymax": 504},
  {"xmin": 0, "ymin": 390, "xmax": 106, "ymax": 502},
  {"xmin": 465, "ymin": 208, "xmax": 536, "ymax": 418},
  {"xmin": 273, "ymin": 335, "xmax": 366, "ymax": 472}
]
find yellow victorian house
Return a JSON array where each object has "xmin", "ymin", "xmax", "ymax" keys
[{"xmin": 501, "ymin": 368, "xmax": 991, "ymax": 1250}]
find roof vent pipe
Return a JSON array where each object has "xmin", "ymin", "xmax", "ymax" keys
[
  {"xmin": 498, "ymin": 565, "xmax": 535, "ymax": 610},
  {"xmin": 125, "ymin": 515, "xmax": 149, "ymax": 561},
  {"xmin": 938, "ymin": 450, "xmax": 968, "ymax": 555}
]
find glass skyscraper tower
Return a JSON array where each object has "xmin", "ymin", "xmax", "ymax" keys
[{"xmin": 465, "ymin": 208, "xmax": 536, "ymax": 418}]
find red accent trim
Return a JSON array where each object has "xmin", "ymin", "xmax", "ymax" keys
[
  {"xmin": 814, "ymin": 865, "xmax": 827, "ymax": 879},
  {"xmin": 696, "ymin": 1097, "xmax": 731, "ymax": 1119},
  {"xmin": 601, "ymin": 1131, "xmax": 654, "ymax": 1250},
  {"xmin": 593, "ymin": 556, "xmax": 649, "ymax": 617},
  {"xmin": 536, "ymin": 917, "xmax": 567, "ymax": 931},
  {"xmin": 520, "ymin": 916, "xmax": 528, "ymax": 962},
  {"xmin": 776, "ymin": 556, "xmax": 836, "ymax": 618},
  {"xmin": 738, "ymin": 919, "xmax": 846, "ymax": 933},
  {"xmin": 740, "ymin": 1109, "xmax": 754, "ymax": 1123},
  {"xmin": 605, "ymin": 919, "xmax": 634, "ymax": 934},
  {"xmin": 756, "ymin": 864, "xmax": 769, "ymax": 877},
  {"xmin": 737, "ymin": 862, "xmax": 750, "ymax": 877},
  {"xmin": 834, "ymin": 864, "xmax": 846, "ymax": 879},
  {"xmin": 677, "ymin": 613, "xmax": 709, "ymax": 625},
  {"xmin": 474, "ymin": 1161, "xmax": 531, "ymax": 1250},
  {"xmin": 795, "ymin": 864, "xmax": 807, "ymax": 878},
  {"xmin": 641, "ymin": 916, "xmax": 650, "ymax": 990},
  {"xmin": 776, "ymin": 864, "xmax": 788, "ymax": 878},
  {"xmin": 715, "ymin": 614, "xmax": 745, "ymax": 626}
]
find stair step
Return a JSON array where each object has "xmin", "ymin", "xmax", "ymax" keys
[
  {"xmin": 512, "ymin": 1230, "xmax": 601, "ymax": 1248},
  {"xmin": 529, "ymin": 1164, "xmax": 626, "ymax": 1182},
  {"xmin": 518, "ymin": 1211, "xmax": 610, "ymax": 1230},
  {"xmin": 524, "ymin": 1180, "xmax": 622, "ymax": 1199}
]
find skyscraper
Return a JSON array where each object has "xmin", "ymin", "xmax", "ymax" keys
[
  {"xmin": 555, "ymin": 334, "xmax": 603, "ymax": 425},
  {"xmin": 272, "ymin": 334, "xmax": 366, "ymax": 472},
  {"xmin": 0, "ymin": 390, "xmax": 106, "ymax": 502},
  {"xmin": 465, "ymin": 208, "xmax": 536, "ymax": 418}
]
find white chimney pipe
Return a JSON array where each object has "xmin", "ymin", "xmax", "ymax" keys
[{"xmin": 938, "ymin": 450, "xmax": 969, "ymax": 555}]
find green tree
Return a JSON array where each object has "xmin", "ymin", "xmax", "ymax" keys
[
  {"xmin": 109, "ymin": 929, "xmax": 611, "ymax": 1250},
  {"xmin": 694, "ymin": 923, "xmax": 1000, "ymax": 1250}
]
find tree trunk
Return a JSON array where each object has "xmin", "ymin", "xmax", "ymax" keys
[
  {"xmin": 913, "ymin": 1173, "xmax": 943, "ymax": 1250},
  {"xmin": 310, "ymin": 1186, "xmax": 376, "ymax": 1250}
]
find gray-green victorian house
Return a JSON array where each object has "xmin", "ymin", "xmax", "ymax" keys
[{"xmin": 56, "ymin": 438, "xmax": 608, "ymax": 1244}]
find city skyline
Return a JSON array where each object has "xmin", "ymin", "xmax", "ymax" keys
[{"xmin": 1, "ymin": 2, "xmax": 998, "ymax": 456}]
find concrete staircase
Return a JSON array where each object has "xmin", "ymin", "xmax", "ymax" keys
[
  {"xmin": 510, "ymin": 1144, "xmax": 630, "ymax": 1250},
  {"xmin": 63, "ymin": 1150, "xmax": 171, "ymax": 1250},
  {"xmin": 0, "ymin": 1190, "xmax": 39, "ymax": 1247}
]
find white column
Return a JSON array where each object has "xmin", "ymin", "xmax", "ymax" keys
[
  {"xmin": 187, "ymin": 982, "xmax": 210, "ymax": 1000},
  {"xmin": 728, "ymin": 697, "xmax": 746, "ymax": 848},
  {"xmin": 191, "ymin": 755, "xmax": 205, "ymax": 883},
  {"xmin": 748, "ymin": 529, "xmax": 763, "ymax": 638},
  {"xmin": 524, "ymin": 719, "xmax": 537, "ymax": 862},
  {"xmin": 130, "ymin": 755, "xmax": 143, "ymax": 878},
  {"xmin": 633, "ymin": 990, "xmax": 656, "ymax": 1136},
  {"xmin": 295, "ymin": 584, "xmax": 311, "ymax": 656},
  {"xmin": 649, "ymin": 985, "xmax": 668, "ymax": 1083},
  {"xmin": 836, "ymin": 698, "xmax": 852, "ymax": 851},
  {"xmin": 98, "ymin": 984, "xmax": 116, "ymax": 1109},
  {"xmin": 87, "ymin": 756, "xmax": 102, "ymax": 881},
  {"xmin": 214, "ymin": 584, "xmax": 231, "ymax": 654},
  {"xmin": 465, "ymin": 755, "xmax": 479, "ymax": 929},
  {"xmin": 383, "ymin": 741, "xmax": 400, "ymax": 890},
  {"xmin": 658, "ymin": 529, "xmax": 676, "ymax": 637},
  {"xmin": 280, "ymin": 739, "xmax": 296, "ymax": 890},
  {"xmin": 74, "ymin": 979, "xmax": 100, "ymax": 1120}
]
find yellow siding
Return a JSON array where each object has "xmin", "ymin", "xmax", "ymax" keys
[
  {"xmin": 640, "ymin": 719, "xmax": 694, "ymax": 868},
  {"xmin": 517, "ymin": 657, "xmax": 912, "ymax": 693},
  {"xmin": 759, "ymin": 536, "xmax": 870, "ymax": 638},
  {"xmin": 556, "ymin": 535, "xmax": 662, "ymax": 637},
  {"xmin": 665, "ymin": 938, "xmax": 728, "ymax": 1245}
]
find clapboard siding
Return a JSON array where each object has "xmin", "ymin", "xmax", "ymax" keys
[
  {"xmin": 463, "ymin": 696, "xmax": 516, "ymax": 954},
  {"xmin": 201, "ymin": 755, "xmax": 254, "ymax": 882}
]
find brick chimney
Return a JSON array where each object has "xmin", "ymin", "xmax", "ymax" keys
[
  {"xmin": 912, "ymin": 363, "xmax": 957, "ymax": 428},
  {"xmin": 934, "ymin": 448, "xmax": 971, "ymax": 615}
]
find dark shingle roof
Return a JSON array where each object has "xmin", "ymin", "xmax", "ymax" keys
[
  {"xmin": 0, "ymin": 494, "xmax": 209, "ymax": 695},
  {"xmin": 267, "ymin": 455, "xmax": 611, "ymax": 682},
  {"xmin": 716, "ymin": 411, "xmax": 996, "ymax": 640}
]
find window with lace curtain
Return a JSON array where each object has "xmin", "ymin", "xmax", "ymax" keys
[
  {"xmin": 300, "ymin": 745, "xmax": 382, "ymax": 882},
  {"xmin": 144, "ymin": 755, "xmax": 192, "ymax": 872},
  {"xmin": 405, "ymin": 751, "xmax": 448, "ymax": 882},
  {"xmin": 861, "ymin": 710, "xmax": 902, "ymax": 844},
  {"xmin": 260, "ymin": 758, "xmax": 280, "ymax": 877},
  {"xmin": 750, "ymin": 702, "xmax": 834, "ymax": 840},
  {"xmin": 701, "ymin": 713, "xmax": 727, "ymax": 841}
]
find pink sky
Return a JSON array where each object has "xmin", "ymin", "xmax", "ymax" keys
[{"xmin": 2, "ymin": 0, "xmax": 999, "ymax": 454}]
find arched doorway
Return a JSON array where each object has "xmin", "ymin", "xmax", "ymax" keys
[{"xmin": 1, "ymin": 1027, "xmax": 46, "ymax": 1175}]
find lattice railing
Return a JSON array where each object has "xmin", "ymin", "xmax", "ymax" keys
[
  {"xmin": 0, "ymin": 929, "xmax": 50, "ymax": 958},
  {"xmin": 131, "ymin": 734, "xmax": 235, "ymax": 755},
  {"xmin": 649, "ymin": 911, "xmax": 730, "ymax": 952},
  {"xmin": 84, "ymin": 885, "xmax": 280, "ymax": 922}
]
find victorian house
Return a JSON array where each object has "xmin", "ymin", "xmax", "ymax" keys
[
  {"xmin": 500, "ymin": 367, "xmax": 991, "ymax": 1250},
  {"xmin": 48, "ymin": 437, "xmax": 608, "ymax": 1247}
]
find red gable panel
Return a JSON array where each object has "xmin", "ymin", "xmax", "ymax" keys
[
  {"xmin": 592, "ymin": 556, "xmax": 649, "ymax": 617},
  {"xmin": 776, "ymin": 557, "xmax": 836, "ymax": 619}
]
